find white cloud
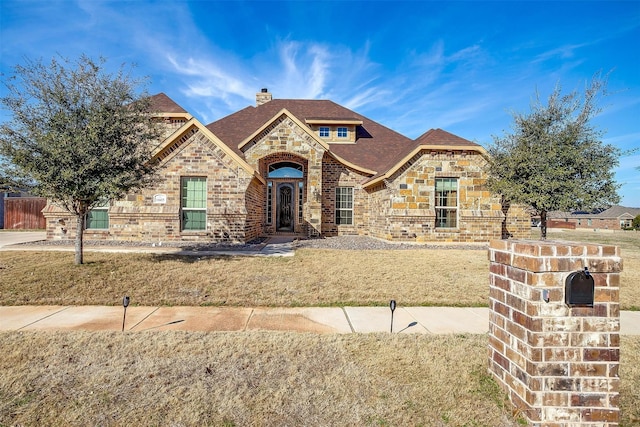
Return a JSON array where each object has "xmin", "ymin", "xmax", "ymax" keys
[
  {"xmin": 167, "ymin": 55, "xmax": 253, "ymax": 104},
  {"xmin": 532, "ymin": 42, "xmax": 591, "ymax": 63},
  {"xmin": 273, "ymin": 41, "xmax": 330, "ymax": 99}
]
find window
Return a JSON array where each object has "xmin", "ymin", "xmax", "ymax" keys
[
  {"xmin": 181, "ymin": 177, "xmax": 207, "ymax": 231},
  {"xmin": 266, "ymin": 181, "xmax": 273, "ymax": 224},
  {"xmin": 435, "ymin": 178, "xmax": 457, "ymax": 228},
  {"xmin": 268, "ymin": 162, "xmax": 303, "ymax": 178},
  {"xmin": 335, "ymin": 187, "xmax": 353, "ymax": 225},
  {"xmin": 86, "ymin": 207, "xmax": 109, "ymax": 229},
  {"xmin": 298, "ymin": 182, "xmax": 304, "ymax": 221},
  {"xmin": 319, "ymin": 127, "xmax": 330, "ymax": 138},
  {"xmin": 337, "ymin": 127, "xmax": 348, "ymax": 138}
]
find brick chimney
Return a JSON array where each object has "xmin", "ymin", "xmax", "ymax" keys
[{"xmin": 256, "ymin": 88, "xmax": 272, "ymax": 106}]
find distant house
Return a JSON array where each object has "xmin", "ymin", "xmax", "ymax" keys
[
  {"xmin": 43, "ymin": 90, "xmax": 530, "ymax": 243},
  {"xmin": 549, "ymin": 205, "xmax": 640, "ymax": 230}
]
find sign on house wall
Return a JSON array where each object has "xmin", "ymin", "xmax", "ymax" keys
[{"xmin": 153, "ymin": 194, "xmax": 167, "ymax": 204}]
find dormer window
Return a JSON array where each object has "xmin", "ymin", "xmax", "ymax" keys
[{"xmin": 306, "ymin": 118, "xmax": 362, "ymax": 143}]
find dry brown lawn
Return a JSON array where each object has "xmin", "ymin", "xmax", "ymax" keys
[
  {"xmin": 1, "ymin": 332, "xmax": 638, "ymax": 426},
  {"xmin": 1, "ymin": 229, "xmax": 638, "ymax": 309},
  {"xmin": 1, "ymin": 232, "xmax": 639, "ymax": 426},
  {"xmin": 0, "ymin": 249, "xmax": 490, "ymax": 307}
]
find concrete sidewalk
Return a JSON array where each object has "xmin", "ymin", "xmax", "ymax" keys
[
  {"xmin": 0, "ymin": 232, "xmax": 295, "ymax": 257},
  {"xmin": 0, "ymin": 231, "xmax": 46, "ymax": 248},
  {"xmin": 1, "ymin": 305, "xmax": 639, "ymax": 335}
]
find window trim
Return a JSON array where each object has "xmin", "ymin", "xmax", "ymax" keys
[
  {"xmin": 85, "ymin": 207, "xmax": 109, "ymax": 230},
  {"xmin": 435, "ymin": 177, "xmax": 458, "ymax": 229},
  {"xmin": 181, "ymin": 176, "xmax": 207, "ymax": 231},
  {"xmin": 335, "ymin": 187, "xmax": 354, "ymax": 225}
]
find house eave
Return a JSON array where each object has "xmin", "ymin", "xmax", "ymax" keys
[
  {"xmin": 152, "ymin": 118, "xmax": 265, "ymax": 185},
  {"xmin": 155, "ymin": 112, "xmax": 193, "ymax": 120},
  {"xmin": 363, "ymin": 144, "xmax": 488, "ymax": 189}
]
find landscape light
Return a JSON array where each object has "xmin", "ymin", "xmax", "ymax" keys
[
  {"xmin": 122, "ymin": 295, "xmax": 130, "ymax": 332},
  {"xmin": 389, "ymin": 300, "xmax": 396, "ymax": 333}
]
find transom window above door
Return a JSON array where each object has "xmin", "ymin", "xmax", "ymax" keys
[{"xmin": 268, "ymin": 162, "xmax": 303, "ymax": 178}]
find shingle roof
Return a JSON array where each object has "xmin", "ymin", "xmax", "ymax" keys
[
  {"xmin": 206, "ymin": 98, "xmax": 482, "ymax": 176},
  {"xmin": 549, "ymin": 205, "xmax": 640, "ymax": 219},
  {"xmin": 415, "ymin": 128, "xmax": 481, "ymax": 147},
  {"xmin": 597, "ymin": 205, "xmax": 640, "ymax": 218},
  {"xmin": 206, "ymin": 99, "xmax": 415, "ymax": 174},
  {"xmin": 151, "ymin": 93, "xmax": 482, "ymax": 177},
  {"xmin": 149, "ymin": 93, "xmax": 189, "ymax": 114}
]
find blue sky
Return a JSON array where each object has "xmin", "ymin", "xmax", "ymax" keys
[{"xmin": 2, "ymin": 0, "xmax": 639, "ymax": 206}]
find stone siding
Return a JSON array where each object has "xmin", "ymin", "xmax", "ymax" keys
[
  {"xmin": 367, "ymin": 150, "xmax": 526, "ymax": 242},
  {"xmin": 243, "ymin": 114, "xmax": 326, "ymax": 237}
]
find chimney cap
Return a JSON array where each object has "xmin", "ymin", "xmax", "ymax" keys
[{"xmin": 261, "ymin": 88, "xmax": 268, "ymax": 93}]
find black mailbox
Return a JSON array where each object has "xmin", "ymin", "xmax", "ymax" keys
[{"xmin": 565, "ymin": 267, "xmax": 595, "ymax": 307}]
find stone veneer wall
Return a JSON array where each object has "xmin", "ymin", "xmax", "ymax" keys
[
  {"xmin": 367, "ymin": 149, "xmax": 528, "ymax": 242},
  {"xmin": 259, "ymin": 152, "xmax": 308, "ymax": 236},
  {"xmin": 488, "ymin": 239, "xmax": 622, "ymax": 426},
  {"xmin": 243, "ymin": 114, "xmax": 326, "ymax": 237}
]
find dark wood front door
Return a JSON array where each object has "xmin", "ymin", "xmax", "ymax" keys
[{"xmin": 277, "ymin": 183, "xmax": 294, "ymax": 231}]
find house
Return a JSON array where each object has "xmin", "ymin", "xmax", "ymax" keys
[
  {"xmin": 43, "ymin": 90, "xmax": 530, "ymax": 243},
  {"xmin": 549, "ymin": 205, "xmax": 640, "ymax": 230}
]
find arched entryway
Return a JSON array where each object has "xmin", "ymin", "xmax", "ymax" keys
[{"xmin": 266, "ymin": 161, "xmax": 305, "ymax": 234}]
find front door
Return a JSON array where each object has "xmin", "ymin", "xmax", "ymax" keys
[{"xmin": 277, "ymin": 183, "xmax": 294, "ymax": 231}]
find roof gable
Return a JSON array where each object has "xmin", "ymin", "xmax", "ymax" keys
[
  {"xmin": 152, "ymin": 117, "xmax": 263, "ymax": 183},
  {"xmin": 207, "ymin": 99, "xmax": 415, "ymax": 174},
  {"xmin": 362, "ymin": 128, "xmax": 486, "ymax": 187},
  {"xmin": 238, "ymin": 108, "xmax": 331, "ymax": 152},
  {"xmin": 150, "ymin": 93, "xmax": 191, "ymax": 117},
  {"xmin": 415, "ymin": 128, "xmax": 482, "ymax": 147}
]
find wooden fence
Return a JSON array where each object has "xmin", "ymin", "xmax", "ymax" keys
[{"xmin": 3, "ymin": 197, "xmax": 47, "ymax": 229}]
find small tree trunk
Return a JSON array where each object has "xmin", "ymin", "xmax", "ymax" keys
[
  {"xmin": 75, "ymin": 214, "xmax": 85, "ymax": 265},
  {"xmin": 540, "ymin": 210, "xmax": 547, "ymax": 240}
]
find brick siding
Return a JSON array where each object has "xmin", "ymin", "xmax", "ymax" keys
[{"xmin": 488, "ymin": 240, "xmax": 621, "ymax": 426}]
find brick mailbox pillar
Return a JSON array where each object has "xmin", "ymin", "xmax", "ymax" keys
[{"xmin": 488, "ymin": 239, "xmax": 622, "ymax": 426}]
